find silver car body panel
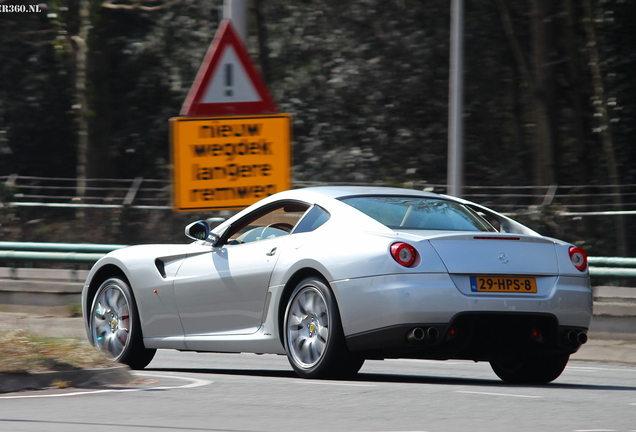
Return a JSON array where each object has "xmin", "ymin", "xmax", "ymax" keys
[
  {"xmin": 82, "ymin": 186, "xmax": 592, "ymax": 358},
  {"xmin": 334, "ymin": 273, "xmax": 592, "ymax": 336}
]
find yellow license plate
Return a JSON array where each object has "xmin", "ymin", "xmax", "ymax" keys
[{"xmin": 470, "ymin": 276, "xmax": 537, "ymax": 293}]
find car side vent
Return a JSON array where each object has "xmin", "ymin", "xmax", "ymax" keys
[{"xmin": 155, "ymin": 259, "xmax": 166, "ymax": 278}]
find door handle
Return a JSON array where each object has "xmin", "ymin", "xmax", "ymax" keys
[{"xmin": 266, "ymin": 247, "xmax": 277, "ymax": 256}]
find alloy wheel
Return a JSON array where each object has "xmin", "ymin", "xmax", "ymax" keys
[
  {"xmin": 91, "ymin": 282, "xmax": 131, "ymax": 360},
  {"xmin": 286, "ymin": 285, "xmax": 330, "ymax": 369}
]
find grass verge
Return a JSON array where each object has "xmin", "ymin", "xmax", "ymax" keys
[{"xmin": 0, "ymin": 328, "xmax": 117, "ymax": 374}]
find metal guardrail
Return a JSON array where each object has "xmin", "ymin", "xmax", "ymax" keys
[
  {"xmin": 588, "ymin": 257, "xmax": 636, "ymax": 279},
  {"xmin": 0, "ymin": 242, "xmax": 127, "ymax": 264},
  {"xmin": 588, "ymin": 257, "xmax": 636, "ymax": 267},
  {"xmin": 0, "ymin": 242, "xmax": 127, "ymax": 254},
  {"xmin": 0, "ymin": 251, "xmax": 107, "ymax": 264},
  {"xmin": 0, "ymin": 242, "xmax": 635, "ymax": 280}
]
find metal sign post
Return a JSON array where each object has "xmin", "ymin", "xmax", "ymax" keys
[{"xmin": 448, "ymin": 0, "xmax": 464, "ymax": 198}]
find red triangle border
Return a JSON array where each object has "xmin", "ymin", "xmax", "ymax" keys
[{"xmin": 180, "ymin": 20, "xmax": 279, "ymax": 117}]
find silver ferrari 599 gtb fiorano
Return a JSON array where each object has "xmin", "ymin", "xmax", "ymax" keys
[{"xmin": 82, "ymin": 186, "xmax": 592, "ymax": 384}]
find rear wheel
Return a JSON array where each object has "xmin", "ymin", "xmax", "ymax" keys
[
  {"xmin": 90, "ymin": 277, "xmax": 156, "ymax": 370},
  {"xmin": 490, "ymin": 353, "xmax": 570, "ymax": 384},
  {"xmin": 284, "ymin": 277, "xmax": 364, "ymax": 379}
]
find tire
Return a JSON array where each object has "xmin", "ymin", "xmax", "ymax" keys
[
  {"xmin": 283, "ymin": 277, "xmax": 364, "ymax": 379},
  {"xmin": 90, "ymin": 277, "xmax": 156, "ymax": 370},
  {"xmin": 490, "ymin": 353, "xmax": 570, "ymax": 384}
]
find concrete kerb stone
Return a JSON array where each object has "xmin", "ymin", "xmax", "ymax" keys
[
  {"xmin": 0, "ymin": 366, "xmax": 133, "ymax": 394},
  {"xmin": 571, "ymin": 338, "xmax": 636, "ymax": 365}
]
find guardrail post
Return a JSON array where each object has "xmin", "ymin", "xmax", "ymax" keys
[
  {"xmin": 123, "ymin": 177, "xmax": 143, "ymax": 206},
  {"xmin": 5, "ymin": 173, "xmax": 18, "ymax": 187},
  {"xmin": 70, "ymin": 264, "xmax": 79, "ymax": 283}
]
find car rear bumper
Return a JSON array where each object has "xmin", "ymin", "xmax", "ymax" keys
[
  {"xmin": 332, "ymin": 272, "xmax": 592, "ymax": 358},
  {"xmin": 344, "ymin": 313, "xmax": 588, "ymax": 361}
]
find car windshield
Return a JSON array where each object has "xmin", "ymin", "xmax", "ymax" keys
[{"xmin": 340, "ymin": 196, "xmax": 495, "ymax": 232}]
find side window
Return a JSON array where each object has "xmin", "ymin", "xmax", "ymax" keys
[
  {"xmin": 293, "ymin": 205, "xmax": 331, "ymax": 234},
  {"xmin": 226, "ymin": 203, "xmax": 309, "ymax": 245}
]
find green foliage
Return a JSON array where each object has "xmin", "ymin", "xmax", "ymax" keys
[
  {"xmin": 0, "ymin": 0, "xmax": 634, "ymax": 190},
  {"xmin": 598, "ymin": 0, "xmax": 636, "ymax": 183},
  {"xmin": 67, "ymin": 302, "xmax": 82, "ymax": 317},
  {"xmin": 0, "ymin": 1, "xmax": 76, "ymax": 177},
  {"xmin": 263, "ymin": 0, "xmax": 451, "ymax": 184}
]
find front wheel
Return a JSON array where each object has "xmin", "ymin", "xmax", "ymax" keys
[
  {"xmin": 490, "ymin": 353, "xmax": 570, "ymax": 384},
  {"xmin": 283, "ymin": 277, "xmax": 364, "ymax": 379},
  {"xmin": 90, "ymin": 277, "xmax": 156, "ymax": 370}
]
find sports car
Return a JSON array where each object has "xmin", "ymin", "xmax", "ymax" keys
[{"xmin": 82, "ymin": 186, "xmax": 592, "ymax": 384}]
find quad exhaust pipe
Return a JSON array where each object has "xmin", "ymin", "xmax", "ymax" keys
[
  {"xmin": 408, "ymin": 327, "xmax": 587, "ymax": 346},
  {"xmin": 566, "ymin": 330, "xmax": 588, "ymax": 345},
  {"xmin": 407, "ymin": 327, "xmax": 425, "ymax": 342},
  {"xmin": 428, "ymin": 326, "xmax": 440, "ymax": 340},
  {"xmin": 406, "ymin": 327, "xmax": 440, "ymax": 344}
]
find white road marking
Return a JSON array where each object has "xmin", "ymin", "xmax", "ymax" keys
[
  {"xmin": 134, "ymin": 372, "xmax": 212, "ymax": 389},
  {"xmin": 572, "ymin": 430, "xmax": 616, "ymax": 432},
  {"xmin": 455, "ymin": 390, "xmax": 541, "ymax": 398},
  {"xmin": 296, "ymin": 380, "xmax": 376, "ymax": 388},
  {"xmin": 567, "ymin": 366, "xmax": 614, "ymax": 371},
  {"xmin": 391, "ymin": 359, "xmax": 467, "ymax": 365},
  {"xmin": 0, "ymin": 373, "xmax": 212, "ymax": 399},
  {"xmin": 569, "ymin": 365, "xmax": 636, "ymax": 373}
]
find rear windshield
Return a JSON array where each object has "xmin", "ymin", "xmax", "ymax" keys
[{"xmin": 340, "ymin": 196, "xmax": 495, "ymax": 232}]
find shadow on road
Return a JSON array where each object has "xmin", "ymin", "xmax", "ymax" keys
[{"xmin": 144, "ymin": 367, "xmax": 636, "ymax": 392}]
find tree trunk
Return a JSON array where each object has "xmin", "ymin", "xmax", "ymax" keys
[
  {"xmin": 72, "ymin": 0, "xmax": 90, "ymax": 218},
  {"xmin": 530, "ymin": 0, "xmax": 556, "ymax": 189},
  {"xmin": 496, "ymin": 0, "xmax": 556, "ymax": 200},
  {"xmin": 582, "ymin": 0, "xmax": 628, "ymax": 256},
  {"xmin": 254, "ymin": 0, "xmax": 272, "ymax": 85},
  {"xmin": 564, "ymin": 0, "xmax": 588, "ymax": 184}
]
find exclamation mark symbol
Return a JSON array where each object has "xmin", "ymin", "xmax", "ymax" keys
[{"xmin": 224, "ymin": 64, "xmax": 233, "ymax": 97}]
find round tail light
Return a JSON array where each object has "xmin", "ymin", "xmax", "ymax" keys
[
  {"xmin": 569, "ymin": 246, "xmax": 588, "ymax": 272},
  {"xmin": 390, "ymin": 242, "xmax": 417, "ymax": 267}
]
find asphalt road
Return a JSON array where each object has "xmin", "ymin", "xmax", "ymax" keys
[{"xmin": 1, "ymin": 350, "xmax": 635, "ymax": 432}]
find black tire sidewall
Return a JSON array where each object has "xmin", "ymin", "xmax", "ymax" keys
[{"xmin": 490, "ymin": 353, "xmax": 570, "ymax": 384}]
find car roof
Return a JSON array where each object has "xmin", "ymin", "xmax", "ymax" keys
[
  {"xmin": 218, "ymin": 186, "xmax": 460, "ymax": 233},
  {"xmin": 282, "ymin": 186, "xmax": 445, "ymax": 200}
]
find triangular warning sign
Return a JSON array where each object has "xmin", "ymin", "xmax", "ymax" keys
[{"xmin": 180, "ymin": 20, "xmax": 279, "ymax": 116}]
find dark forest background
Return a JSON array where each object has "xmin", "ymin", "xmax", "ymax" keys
[{"xmin": 0, "ymin": 0, "xmax": 635, "ymax": 256}]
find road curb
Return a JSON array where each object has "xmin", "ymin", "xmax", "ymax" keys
[
  {"xmin": 0, "ymin": 365, "xmax": 133, "ymax": 394},
  {"xmin": 570, "ymin": 339, "xmax": 636, "ymax": 365}
]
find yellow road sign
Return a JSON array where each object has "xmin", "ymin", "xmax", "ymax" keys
[{"xmin": 170, "ymin": 114, "xmax": 291, "ymax": 211}]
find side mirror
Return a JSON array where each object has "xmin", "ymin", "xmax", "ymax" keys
[
  {"xmin": 185, "ymin": 220, "xmax": 223, "ymax": 245},
  {"xmin": 185, "ymin": 221, "xmax": 211, "ymax": 241}
]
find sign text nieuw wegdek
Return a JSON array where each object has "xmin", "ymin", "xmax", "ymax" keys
[{"xmin": 170, "ymin": 115, "xmax": 291, "ymax": 211}]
